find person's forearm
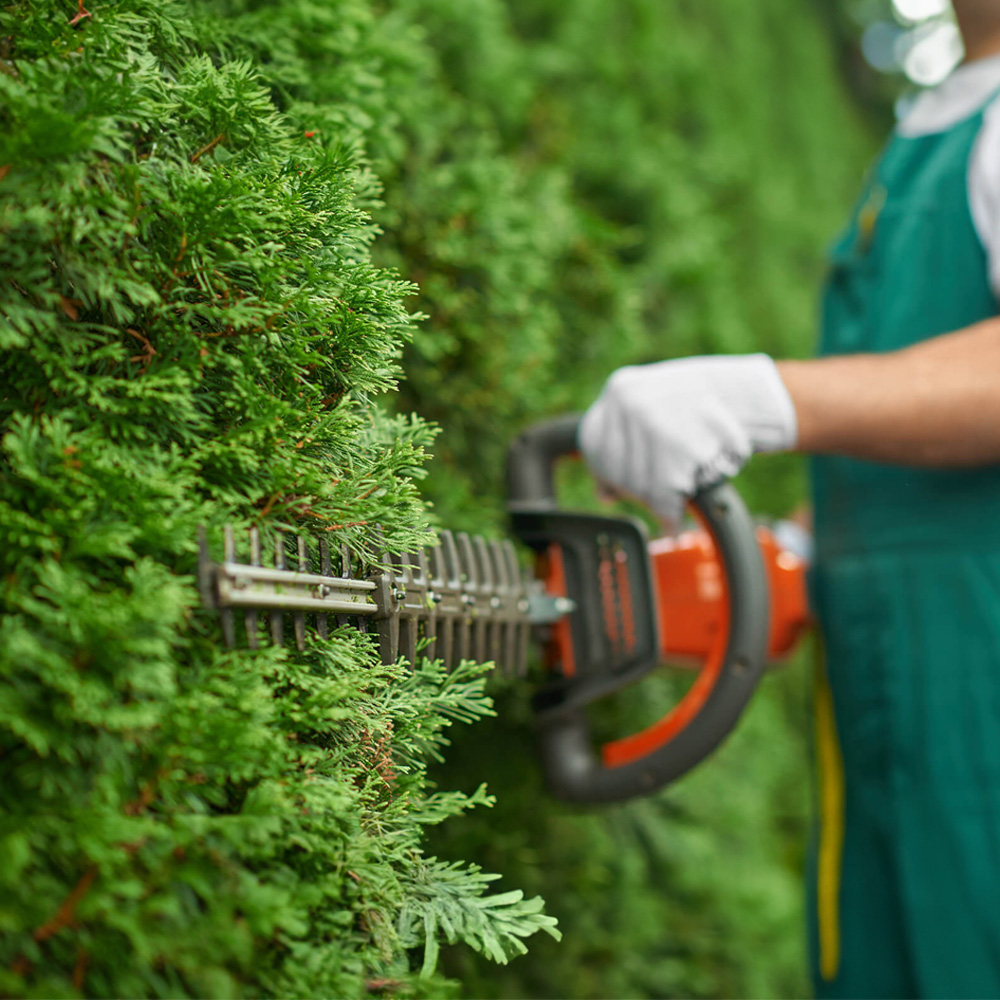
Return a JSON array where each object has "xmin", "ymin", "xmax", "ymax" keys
[{"xmin": 776, "ymin": 317, "xmax": 1000, "ymax": 465}]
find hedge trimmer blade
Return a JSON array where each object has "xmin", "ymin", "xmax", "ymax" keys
[{"xmin": 198, "ymin": 525, "xmax": 553, "ymax": 673}]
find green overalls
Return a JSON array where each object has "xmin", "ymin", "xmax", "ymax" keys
[{"xmin": 809, "ymin": 94, "xmax": 1000, "ymax": 998}]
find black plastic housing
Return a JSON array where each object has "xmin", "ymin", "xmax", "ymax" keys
[{"xmin": 507, "ymin": 415, "xmax": 769, "ymax": 803}]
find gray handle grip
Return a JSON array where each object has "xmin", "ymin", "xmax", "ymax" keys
[
  {"xmin": 506, "ymin": 414, "xmax": 582, "ymax": 509},
  {"xmin": 507, "ymin": 416, "xmax": 769, "ymax": 803}
]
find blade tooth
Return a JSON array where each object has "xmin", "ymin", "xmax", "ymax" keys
[
  {"xmin": 333, "ymin": 542, "xmax": 352, "ymax": 629},
  {"xmin": 490, "ymin": 539, "xmax": 509, "ymax": 587},
  {"xmin": 473, "ymin": 590, "xmax": 488, "ymax": 662},
  {"xmin": 400, "ymin": 615, "xmax": 418, "ymax": 668},
  {"xmin": 317, "ymin": 537, "xmax": 330, "ymax": 640},
  {"xmin": 415, "ymin": 548, "xmax": 430, "ymax": 587},
  {"xmin": 473, "ymin": 535, "xmax": 494, "ymax": 588},
  {"xmin": 406, "ymin": 552, "xmax": 427, "ymax": 664},
  {"xmin": 386, "ymin": 555, "xmax": 416, "ymax": 666},
  {"xmin": 441, "ymin": 530, "xmax": 461, "ymax": 585},
  {"xmin": 474, "ymin": 537, "xmax": 492, "ymax": 664},
  {"xmin": 410, "ymin": 616, "xmax": 420, "ymax": 667},
  {"xmin": 474, "ymin": 619, "xmax": 487, "ymax": 664},
  {"xmin": 457, "ymin": 532, "xmax": 479, "ymax": 586},
  {"xmin": 431, "ymin": 531, "xmax": 461, "ymax": 670},
  {"xmin": 337, "ymin": 542, "xmax": 357, "ymax": 631},
  {"xmin": 428, "ymin": 541, "xmax": 446, "ymax": 588},
  {"xmin": 378, "ymin": 613, "xmax": 399, "ymax": 666},
  {"xmin": 416, "ymin": 549, "xmax": 437, "ymax": 661},
  {"xmin": 458, "ymin": 617, "xmax": 471, "ymax": 665},
  {"xmin": 456, "ymin": 533, "xmax": 475, "ymax": 663},
  {"xmin": 432, "ymin": 535, "xmax": 455, "ymax": 668},
  {"xmin": 372, "ymin": 527, "xmax": 395, "ymax": 662},
  {"xmin": 441, "ymin": 618, "xmax": 455, "ymax": 670},
  {"xmin": 428, "ymin": 542, "xmax": 446, "ymax": 665},
  {"xmin": 503, "ymin": 540, "xmax": 521, "ymax": 592},
  {"xmin": 405, "ymin": 550, "xmax": 417, "ymax": 580},
  {"xmin": 424, "ymin": 616, "xmax": 437, "ymax": 663},
  {"xmin": 246, "ymin": 526, "xmax": 261, "ymax": 649},
  {"xmin": 488, "ymin": 539, "xmax": 507, "ymax": 668},
  {"xmin": 399, "ymin": 551, "xmax": 414, "ymax": 602},
  {"xmin": 221, "ymin": 525, "xmax": 236, "ymax": 647},
  {"xmin": 462, "ymin": 535, "xmax": 481, "ymax": 662},
  {"xmin": 293, "ymin": 535, "xmax": 307, "ymax": 652},
  {"xmin": 270, "ymin": 531, "xmax": 285, "ymax": 647},
  {"xmin": 473, "ymin": 537, "xmax": 497, "ymax": 665},
  {"xmin": 394, "ymin": 553, "xmax": 410, "ymax": 628},
  {"xmin": 502, "ymin": 540, "xmax": 523, "ymax": 675},
  {"xmin": 400, "ymin": 550, "xmax": 416, "ymax": 586}
]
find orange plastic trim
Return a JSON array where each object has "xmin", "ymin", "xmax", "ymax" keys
[
  {"xmin": 540, "ymin": 545, "xmax": 576, "ymax": 678},
  {"xmin": 539, "ymin": 511, "xmax": 810, "ymax": 771},
  {"xmin": 600, "ymin": 505, "xmax": 729, "ymax": 768}
]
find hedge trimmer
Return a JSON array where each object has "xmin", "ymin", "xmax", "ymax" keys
[{"xmin": 199, "ymin": 416, "xmax": 809, "ymax": 803}]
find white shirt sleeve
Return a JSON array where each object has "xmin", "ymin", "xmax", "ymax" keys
[{"xmin": 968, "ymin": 94, "xmax": 1000, "ymax": 302}]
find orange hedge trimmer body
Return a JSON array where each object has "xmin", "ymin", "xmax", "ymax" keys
[
  {"xmin": 536, "ymin": 521, "xmax": 810, "ymax": 775},
  {"xmin": 510, "ymin": 417, "xmax": 812, "ymax": 801},
  {"xmin": 648, "ymin": 524, "xmax": 810, "ymax": 662}
]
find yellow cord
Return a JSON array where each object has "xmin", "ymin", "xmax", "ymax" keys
[{"xmin": 815, "ymin": 650, "xmax": 845, "ymax": 981}]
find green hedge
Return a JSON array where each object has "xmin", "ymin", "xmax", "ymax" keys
[
  {"xmin": 1, "ymin": 0, "xmax": 875, "ymax": 997},
  {"xmin": 191, "ymin": 2, "xmax": 876, "ymax": 995},
  {"xmin": 0, "ymin": 3, "xmax": 555, "ymax": 996}
]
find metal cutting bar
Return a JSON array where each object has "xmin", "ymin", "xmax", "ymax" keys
[
  {"xmin": 200, "ymin": 525, "xmax": 544, "ymax": 671},
  {"xmin": 219, "ymin": 563, "xmax": 375, "ymax": 592}
]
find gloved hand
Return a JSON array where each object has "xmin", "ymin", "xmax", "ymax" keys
[{"xmin": 579, "ymin": 353, "xmax": 798, "ymax": 523}]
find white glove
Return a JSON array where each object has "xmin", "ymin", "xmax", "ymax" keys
[{"xmin": 579, "ymin": 353, "xmax": 797, "ymax": 523}]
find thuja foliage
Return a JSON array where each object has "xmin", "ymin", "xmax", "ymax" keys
[
  {"xmin": 217, "ymin": 0, "xmax": 875, "ymax": 993},
  {"xmin": 1, "ymin": 0, "xmax": 879, "ymax": 996},
  {"xmin": 362, "ymin": 2, "xmax": 875, "ymax": 998},
  {"xmin": 188, "ymin": 0, "xmax": 641, "ymax": 530},
  {"xmin": 0, "ymin": 2, "xmax": 556, "ymax": 997}
]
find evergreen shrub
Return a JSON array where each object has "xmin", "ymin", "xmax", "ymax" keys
[
  {"xmin": 1, "ymin": 0, "xmax": 879, "ymax": 996},
  {"xmin": 0, "ymin": 2, "xmax": 556, "ymax": 996},
  {"xmin": 356, "ymin": 2, "xmax": 877, "ymax": 997}
]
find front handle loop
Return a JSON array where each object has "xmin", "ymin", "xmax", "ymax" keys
[{"xmin": 507, "ymin": 416, "xmax": 769, "ymax": 803}]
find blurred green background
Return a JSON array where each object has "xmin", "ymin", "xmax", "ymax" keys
[{"xmin": 369, "ymin": 0, "xmax": 889, "ymax": 997}]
